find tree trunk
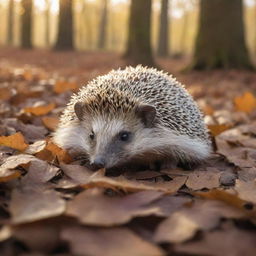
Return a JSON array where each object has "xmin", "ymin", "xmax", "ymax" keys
[
  {"xmin": 45, "ymin": 0, "xmax": 50, "ymax": 47},
  {"xmin": 54, "ymin": 0, "xmax": 74, "ymax": 50},
  {"xmin": 21, "ymin": 0, "xmax": 33, "ymax": 48},
  {"xmin": 157, "ymin": 0, "xmax": 169, "ymax": 57},
  {"xmin": 7, "ymin": 0, "xmax": 14, "ymax": 46},
  {"xmin": 124, "ymin": 0, "xmax": 155, "ymax": 67},
  {"xmin": 97, "ymin": 0, "xmax": 108, "ymax": 49},
  {"xmin": 192, "ymin": 0, "xmax": 252, "ymax": 69},
  {"xmin": 178, "ymin": 10, "xmax": 188, "ymax": 55}
]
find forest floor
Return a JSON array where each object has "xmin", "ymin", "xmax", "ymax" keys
[{"xmin": 0, "ymin": 48, "xmax": 256, "ymax": 256}]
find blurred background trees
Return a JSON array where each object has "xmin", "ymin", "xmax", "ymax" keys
[
  {"xmin": 54, "ymin": 0, "xmax": 73, "ymax": 50},
  {"xmin": 0, "ymin": 0, "xmax": 255, "ymax": 69},
  {"xmin": 192, "ymin": 0, "xmax": 252, "ymax": 69}
]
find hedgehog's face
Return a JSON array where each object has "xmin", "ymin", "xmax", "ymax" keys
[{"xmin": 74, "ymin": 102, "xmax": 156, "ymax": 169}]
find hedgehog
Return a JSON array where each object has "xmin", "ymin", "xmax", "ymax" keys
[{"xmin": 53, "ymin": 66, "xmax": 212, "ymax": 171}]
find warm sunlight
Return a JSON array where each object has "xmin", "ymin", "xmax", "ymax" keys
[{"xmin": 34, "ymin": 0, "xmax": 59, "ymax": 13}]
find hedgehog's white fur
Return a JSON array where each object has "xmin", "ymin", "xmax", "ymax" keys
[{"xmin": 54, "ymin": 66, "xmax": 212, "ymax": 168}]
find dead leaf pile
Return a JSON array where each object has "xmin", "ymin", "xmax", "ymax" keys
[{"xmin": 0, "ymin": 51, "xmax": 256, "ymax": 256}]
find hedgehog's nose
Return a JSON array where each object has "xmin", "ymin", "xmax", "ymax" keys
[{"xmin": 92, "ymin": 157, "xmax": 106, "ymax": 169}]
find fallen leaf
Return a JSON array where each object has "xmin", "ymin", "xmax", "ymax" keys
[
  {"xmin": 61, "ymin": 226, "xmax": 165, "ymax": 256},
  {"xmin": 41, "ymin": 116, "xmax": 59, "ymax": 131},
  {"xmin": 10, "ymin": 184, "xmax": 66, "ymax": 224},
  {"xmin": 234, "ymin": 180, "xmax": 256, "ymax": 204},
  {"xmin": 154, "ymin": 200, "xmax": 245, "ymax": 243},
  {"xmin": 234, "ymin": 92, "xmax": 256, "ymax": 113},
  {"xmin": 208, "ymin": 124, "xmax": 231, "ymax": 136},
  {"xmin": 175, "ymin": 223, "xmax": 256, "ymax": 256},
  {"xmin": 54, "ymin": 80, "xmax": 78, "ymax": 94},
  {"xmin": 0, "ymin": 87, "xmax": 13, "ymax": 100},
  {"xmin": 60, "ymin": 163, "xmax": 94, "ymax": 184},
  {"xmin": 24, "ymin": 103, "xmax": 55, "ymax": 116},
  {"xmin": 35, "ymin": 141, "xmax": 72, "ymax": 163},
  {"xmin": 195, "ymin": 189, "xmax": 248, "ymax": 210},
  {"xmin": 0, "ymin": 170, "xmax": 21, "ymax": 182},
  {"xmin": 0, "ymin": 132, "xmax": 28, "ymax": 151},
  {"xmin": 66, "ymin": 188, "xmax": 164, "ymax": 226},
  {"xmin": 81, "ymin": 170, "xmax": 184, "ymax": 193},
  {"xmin": 186, "ymin": 168, "xmax": 221, "ymax": 190}
]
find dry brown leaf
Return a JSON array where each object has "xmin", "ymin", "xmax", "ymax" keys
[
  {"xmin": 186, "ymin": 168, "xmax": 221, "ymax": 190},
  {"xmin": 0, "ymin": 87, "xmax": 13, "ymax": 100},
  {"xmin": 24, "ymin": 103, "xmax": 55, "ymax": 116},
  {"xmin": 60, "ymin": 163, "xmax": 94, "ymax": 184},
  {"xmin": 13, "ymin": 222, "xmax": 60, "ymax": 253},
  {"xmin": 175, "ymin": 223, "xmax": 256, "ymax": 256},
  {"xmin": 66, "ymin": 188, "xmax": 164, "ymax": 226},
  {"xmin": 0, "ymin": 170, "xmax": 21, "ymax": 182},
  {"xmin": 54, "ymin": 80, "xmax": 78, "ymax": 94},
  {"xmin": 202, "ymin": 105, "xmax": 214, "ymax": 115},
  {"xmin": 234, "ymin": 92, "xmax": 256, "ymax": 113},
  {"xmin": 61, "ymin": 226, "xmax": 165, "ymax": 256},
  {"xmin": 25, "ymin": 140, "xmax": 47, "ymax": 155},
  {"xmin": 234, "ymin": 180, "xmax": 256, "ymax": 204},
  {"xmin": 154, "ymin": 200, "xmax": 245, "ymax": 244},
  {"xmin": 3, "ymin": 118, "xmax": 48, "ymax": 142},
  {"xmin": 0, "ymin": 132, "xmax": 28, "ymax": 151},
  {"xmin": 35, "ymin": 140, "xmax": 72, "ymax": 163},
  {"xmin": 10, "ymin": 184, "xmax": 66, "ymax": 224},
  {"xmin": 208, "ymin": 124, "xmax": 231, "ymax": 136},
  {"xmin": 41, "ymin": 116, "xmax": 59, "ymax": 131},
  {"xmin": 195, "ymin": 189, "xmax": 248, "ymax": 210},
  {"xmin": 81, "ymin": 170, "xmax": 182, "ymax": 193}
]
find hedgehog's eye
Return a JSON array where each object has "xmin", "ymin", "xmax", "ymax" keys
[
  {"xmin": 89, "ymin": 131, "xmax": 95, "ymax": 140},
  {"xmin": 119, "ymin": 131, "xmax": 130, "ymax": 142}
]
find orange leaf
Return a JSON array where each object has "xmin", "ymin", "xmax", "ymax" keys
[
  {"xmin": 0, "ymin": 132, "xmax": 28, "ymax": 151},
  {"xmin": 24, "ymin": 103, "xmax": 55, "ymax": 116},
  {"xmin": 208, "ymin": 124, "xmax": 231, "ymax": 136},
  {"xmin": 195, "ymin": 189, "xmax": 247, "ymax": 210},
  {"xmin": 42, "ymin": 116, "xmax": 59, "ymax": 131},
  {"xmin": 234, "ymin": 92, "xmax": 256, "ymax": 113},
  {"xmin": 54, "ymin": 81, "xmax": 78, "ymax": 94},
  {"xmin": 202, "ymin": 105, "xmax": 214, "ymax": 115},
  {"xmin": 36, "ymin": 140, "xmax": 72, "ymax": 163},
  {"xmin": 0, "ymin": 88, "xmax": 12, "ymax": 100},
  {"xmin": 0, "ymin": 171, "xmax": 21, "ymax": 182}
]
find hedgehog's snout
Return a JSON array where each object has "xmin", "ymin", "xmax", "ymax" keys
[{"xmin": 91, "ymin": 156, "xmax": 106, "ymax": 169}]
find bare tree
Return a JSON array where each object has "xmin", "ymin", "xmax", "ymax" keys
[
  {"xmin": 124, "ymin": 0, "xmax": 155, "ymax": 66},
  {"xmin": 97, "ymin": 0, "xmax": 108, "ymax": 49},
  {"xmin": 7, "ymin": 0, "xmax": 14, "ymax": 45},
  {"xmin": 21, "ymin": 0, "xmax": 33, "ymax": 48},
  {"xmin": 45, "ymin": 0, "xmax": 50, "ymax": 47},
  {"xmin": 192, "ymin": 0, "xmax": 252, "ymax": 69},
  {"xmin": 54, "ymin": 0, "xmax": 74, "ymax": 50},
  {"xmin": 157, "ymin": 0, "xmax": 170, "ymax": 57}
]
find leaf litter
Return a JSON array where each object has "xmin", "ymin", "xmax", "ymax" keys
[{"xmin": 0, "ymin": 50, "xmax": 256, "ymax": 255}]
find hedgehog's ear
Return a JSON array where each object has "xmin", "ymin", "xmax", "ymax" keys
[
  {"xmin": 136, "ymin": 104, "xmax": 156, "ymax": 127},
  {"xmin": 74, "ymin": 102, "xmax": 87, "ymax": 121}
]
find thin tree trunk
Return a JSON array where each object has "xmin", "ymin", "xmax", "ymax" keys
[
  {"xmin": 157, "ymin": 0, "xmax": 169, "ymax": 57},
  {"xmin": 192, "ymin": 0, "xmax": 252, "ymax": 69},
  {"xmin": 179, "ymin": 10, "xmax": 188, "ymax": 55},
  {"xmin": 45, "ymin": 0, "xmax": 50, "ymax": 47},
  {"xmin": 97, "ymin": 0, "xmax": 108, "ymax": 49},
  {"xmin": 54, "ymin": 0, "xmax": 74, "ymax": 50},
  {"xmin": 7, "ymin": 0, "xmax": 14, "ymax": 46},
  {"xmin": 124, "ymin": 0, "xmax": 155, "ymax": 67},
  {"xmin": 21, "ymin": 0, "xmax": 33, "ymax": 48}
]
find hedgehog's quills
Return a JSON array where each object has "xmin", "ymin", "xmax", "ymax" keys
[{"xmin": 53, "ymin": 66, "xmax": 212, "ymax": 171}]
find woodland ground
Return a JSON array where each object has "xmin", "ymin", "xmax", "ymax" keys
[{"xmin": 0, "ymin": 48, "xmax": 256, "ymax": 256}]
